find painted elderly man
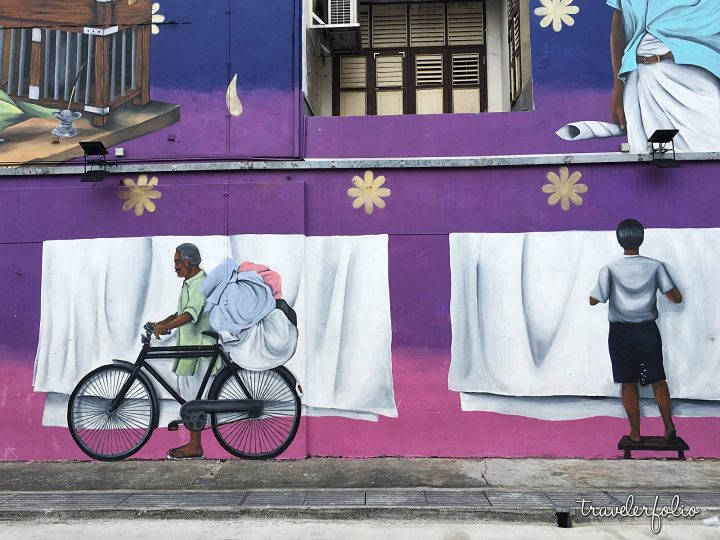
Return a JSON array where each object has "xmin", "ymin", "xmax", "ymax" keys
[
  {"xmin": 590, "ymin": 219, "xmax": 682, "ymax": 443},
  {"xmin": 154, "ymin": 243, "xmax": 216, "ymax": 459},
  {"xmin": 609, "ymin": 0, "xmax": 720, "ymax": 152}
]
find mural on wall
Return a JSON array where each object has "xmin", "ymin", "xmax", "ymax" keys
[
  {"xmin": 589, "ymin": 218, "xmax": 682, "ymax": 443},
  {"xmin": 304, "ymin": 0, "xmax": 720, "ymax": 158},
  {"xmin": 0, "ymin": 0, "xmax": 180, "ymax": 163},
  {"xmin": 0, "ymin": 0, "xmax": 301, "ymax": 163},
  {"xmin": 34, "ymin": 234, "xmax": 398, "ymax": 457},
  {"xmin": 448, "ymin": 227, "xmax": 720, "ymax": 421},
  {"xmin": 65, "ymin": 243, "xmax": 303, "ymax": 460},
  {"xmin": 555, "ymin": 0, "xmax": 720, "ymax": 152}
]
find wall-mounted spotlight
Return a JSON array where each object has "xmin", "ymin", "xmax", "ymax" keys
[
  {"xmin": 648, "ymin": 129, "xmax": 680, "ymax": 168},
  {"xmin": 79, "ymin": 141, "xmax": 113, "ymax": 182}
]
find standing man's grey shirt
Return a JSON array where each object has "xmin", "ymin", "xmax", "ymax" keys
[{"xmin": 591, "ymin": 255, "xmax": 676, "ymax": 323}]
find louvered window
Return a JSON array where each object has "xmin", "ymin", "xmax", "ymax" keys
[
  {"xmin": 376, "ymin": 55, "xmax": 404, "ymax": 88},
  {"xmin": 447, "ymin": 2, "xmax": 484, "ymax": 45},
  {"xmin": 508, "ymin": 0, "xmax": 522, "ymax": 103},
  {"xmin": 340, "ymin": 57, "xmax": 366, "ymax": 88},
  {"xmin": 451, "ymin": 52, "xmax": 480, "ymax": 113},
  {"xmin": 416, "ymin": 55, "xmax": 443, "ymax": 87},
  {"xmin": 452, "ymin": 53, "xmax": 480, "ymax": 86},
  {"xmin": 359, "ymin": 5, "xmax": 370, "ymax": 49},
  {"xmin": 332, "ymin": 2, "xmax": 492, "ymax": 116},
  {"xmin": 372, "ymin": 5, "xmax": 407, "ymax": 48},
  {"xmin": 415, "ymin": 54, "xmax": 444, "ymax": 114},
  {"xmin": 376, "ymin": 54, "xmax": 404, "ymax": 115},
  {"xmin": 339, "ymin": 56, "xmax": 367, "ymax": 116},
  {"xmin": 409, "ymin": 4, "xmax": 445, "ymax": 47}
]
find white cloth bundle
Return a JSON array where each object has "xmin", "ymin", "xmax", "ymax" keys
[
  {"xmin": 201, "ymin": 258, "xmax": 276, "ymax": 333},
  {"xmin": 199, "ymin": 257, "xmax": 298, "ymax": 370},
  {"xmin": 449, "ymin": 229, "xmax": 720, "ymax": 401},
  {"xmin": 221, "ymin": 310, "xmax": 299, "ymax": 370},
  {"xmin": 34, "ymin": 234, "xmax": 397, "ymax": 421},
  {"xmin": 555, "ymin": 121, "xmax": 625, "ymax": 141}
]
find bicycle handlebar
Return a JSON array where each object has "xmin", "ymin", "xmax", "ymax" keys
[{"xmin": 141, "ymin": 322, "xmax": 155, "ymax": 345}]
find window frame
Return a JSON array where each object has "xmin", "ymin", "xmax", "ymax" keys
[{"xmin": 332, "ymin": 2, "xmax": 488, "ymax": 116}]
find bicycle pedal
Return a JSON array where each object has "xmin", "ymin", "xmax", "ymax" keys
[{"xmin": 168, "ymin": 419, "xmax": 181, "ymax": 431}]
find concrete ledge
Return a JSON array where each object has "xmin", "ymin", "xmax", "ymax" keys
[{"xmin": 1, "ymin": 151, "xmax": 719, "ymax": 177}]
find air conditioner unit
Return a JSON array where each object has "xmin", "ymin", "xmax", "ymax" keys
[{"xmin": 309, "ymin": 0, "xmax": 361, "ymax": 52}]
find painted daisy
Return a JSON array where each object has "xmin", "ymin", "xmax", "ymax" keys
[
  {"xmin": 347, "ymin": 170, "xmax": 391, "ymax": 215},
  {"xmin": 534, "ymin": 0, "xmax": 580, "ymax": 32},
  {"xmin": 118, "ymin": 174, "xmax": 162, "ymax": 216},
  {"xmin": 542, "ymin": 166, "xmax": 587, "ymax": 211},
  {"xmin": 151, "ymin": 3, "xmax": 165, "ymax": 35}
]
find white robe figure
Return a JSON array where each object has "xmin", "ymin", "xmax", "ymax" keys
[{"xmin": 624, "ymin": 34, "xmax": 720, "ymax": 153}]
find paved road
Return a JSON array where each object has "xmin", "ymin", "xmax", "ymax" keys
[{"xmin": 0, "ymin": 518, "xmax": 718, "ymax": 540}]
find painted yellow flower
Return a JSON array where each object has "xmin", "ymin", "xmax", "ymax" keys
[
  {"xmin": 151, "ymin": 3, "xmax": 165, "ymax": 34},
  {"xmin": 534, "ymin": 0, "xmax": 579, "ymax": 32},
  {"xmin": 542, "ymin": 167, "xmax": 587, "ymax": 211},
  {"xmin": 347, "ymin": 170, "xmax": 391, "ymax": 215},
  {"xmin": 118, "ymin": 174, "xmax": 161, "ymax": 216}
]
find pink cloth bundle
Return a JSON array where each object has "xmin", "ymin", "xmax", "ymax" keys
[{"xmin": 239, "ymin": 261, "xmax": 283, "ymax": 300}]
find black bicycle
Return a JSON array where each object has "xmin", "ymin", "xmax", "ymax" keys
[{"xmin": 66, "ymin": 323, "xmax": 302, "ymax": 461}]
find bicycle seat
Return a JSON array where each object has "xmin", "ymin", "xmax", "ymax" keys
[{"xmin": 201, "ymin": 330, "xmax": 220, "ymax": 341}]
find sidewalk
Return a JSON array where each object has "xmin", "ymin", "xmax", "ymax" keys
[{"xmin": 1, "ymin": 458, "xmax": 719, "ymax": 523}]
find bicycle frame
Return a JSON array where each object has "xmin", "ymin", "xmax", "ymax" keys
[{"xmin": 108, "ymin": 340, "xmax": 250, "ymax": 413}]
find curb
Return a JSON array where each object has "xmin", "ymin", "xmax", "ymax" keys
[{"xmin": 0, "ymin": 489, "xmax": 717, "ymax": 525}]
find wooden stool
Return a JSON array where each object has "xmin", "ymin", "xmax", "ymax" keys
[{"xmin": 618, "ymin": 435, "xmax": 689, "ymax": 460}]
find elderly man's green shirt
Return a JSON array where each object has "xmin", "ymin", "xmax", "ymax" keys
[{"xmin": 172, "ymin": 270, "xmax": 216, "ymax": 376}]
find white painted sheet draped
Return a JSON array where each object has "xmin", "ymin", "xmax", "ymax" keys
[
  {"xmin": 449, "ymin": 229, "xmax": 720, "ymax": 403},
  {"xmin": 34, "ymin": 234, "xmax": 396, "ymax": 421}
]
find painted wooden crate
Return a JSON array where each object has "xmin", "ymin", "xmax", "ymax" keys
[{"xmin": 0, "ymin": 0, "xmax": 152, "ymax": 126}]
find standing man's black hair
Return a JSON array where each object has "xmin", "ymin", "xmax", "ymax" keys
[{"xmin": 616, "ymin": 218, "xmax": 644, "ymax": 250}]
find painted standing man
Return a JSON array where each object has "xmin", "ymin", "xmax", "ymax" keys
[
  {"xmin": 590, "ymin": 219, "xmax": 682, "ymax": 442},
  {"xmin": 154, "ymin": 243, "xmax": 216, "ymax": 459},
  {"xmin": 609, "ymin": 0, "xmax": 720, "ymax": 152}
]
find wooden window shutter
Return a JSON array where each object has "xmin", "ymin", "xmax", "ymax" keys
[
  {"xmin": 409, "ymin": 3, "xmax": 445, "ymax": 47},
  {"xmin": 375, "ymin": 55, "xmax": 404, "ymax": 88},
  {"xmin": 447, "ymin": 2, "xmax": 484, "ymax": 45},
  {"xmin": 340, "ymin": 57, "xmax": 367, "ymax": 88},
  {"xmin": 452, "ymin": 53, "xmax": 480, "ymax": 86},
  {"xmin": 359, "ymin": 5, "xmax": 370, "ymax": 49},
  {"xmin": 508, "ymin": 0, "xmax": 522, "ymax": 102},
  {"xmin": 371, "ymin": 4, "xmax": 408, "ymax": 48},
  {"xmin": 415, "ymin": 54, "xmax": 443, "ymax": 87}
]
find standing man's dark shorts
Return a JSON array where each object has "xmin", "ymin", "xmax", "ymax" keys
[{"xmin": 608, "ymin": 321, "xmax": 666, "ymax": 386}]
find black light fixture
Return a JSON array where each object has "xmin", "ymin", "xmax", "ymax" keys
[
  {"xmin": 648, "ymin": 129, "xmax": 680, "ymax": 168},
  {"xmin": 79, "ymin": 141, "xmax": 111, "ymax": 182}
]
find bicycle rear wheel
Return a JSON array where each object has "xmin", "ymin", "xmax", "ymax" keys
[
  {"xmin": 209, "ymin": 366, "xmax": 301, "ymax": 459},
  {"xmin": 67, "ymin": 364, "xmax": 158, "ymax": 461}
]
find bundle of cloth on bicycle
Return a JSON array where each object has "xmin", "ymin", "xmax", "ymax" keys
[{"xmin": 200, "ymin": 257, "xmax": 298, "ymax": 370}]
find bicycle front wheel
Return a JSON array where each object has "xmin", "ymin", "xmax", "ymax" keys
[
  {"xmin": 209, "ymin": 366, "xmax": 301, "ymax": 459},
  {"xmin": 67, "ymin": 364, "xmax": 158, "ymax": 461}
]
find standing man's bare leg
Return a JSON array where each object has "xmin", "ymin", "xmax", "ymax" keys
[
  {"xmin": 621, "ymin": 383, "xmax": 641, "ymax": 442},
  {"xmin": 652, "ymin": 380, "xmax": 676, "ymax": 441},
  {"xmin": 168, "ymin": 431, "xmax": 203, "ymax": 459}
]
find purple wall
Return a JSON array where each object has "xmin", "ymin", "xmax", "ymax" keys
[{"xmin": 2, "ymin": 162, "xmax": 720, "ymax": 460}]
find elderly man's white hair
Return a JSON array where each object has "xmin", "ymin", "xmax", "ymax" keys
[{"xmin": 175, "ymin": 243, "xmax": 202, "ymax": 265}]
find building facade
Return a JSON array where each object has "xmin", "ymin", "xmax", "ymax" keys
[{"xmin": 2, "ymin": 0, "xmax": 720, "ymax": 460}]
